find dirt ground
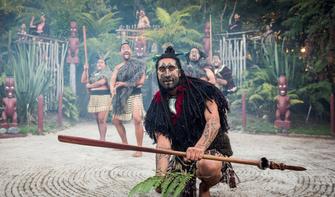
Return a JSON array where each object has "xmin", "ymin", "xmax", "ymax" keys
[{"xmin": 0, "ymin": 122, "xmax": 334, "ymax": 197}]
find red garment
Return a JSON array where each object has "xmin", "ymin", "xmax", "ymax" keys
[{"xmin": 153, "ymin": 85, "xmax": 186, "ymax": 124}]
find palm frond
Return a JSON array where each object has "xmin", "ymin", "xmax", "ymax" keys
[{"xmin": 156, "ymin": 7, "xmax": 171, "ymax": 26}]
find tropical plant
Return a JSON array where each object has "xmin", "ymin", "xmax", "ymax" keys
[
  {"xmin": 62, "ymin": 86, "xmax": 79, "ymax": 121},
  {"xmin": 282, "ymin": 0, "xmax": 335, "ymax": 77},
  {"xmin": 129, "ymin": 171, "xmax": 194, "ymax": 197},
  {"xmin": 143, "ymin": 6, "xmax": 202, "ymax": 52},
  {"xmin": 76, "ymin": 8, "xmax": 122, "ymax": 67},
  {"xmin": 295, "ymin": 80, "xmax": 332, "ymax": 118},
  {"xmin": 231, "ymin": 39, "xmax": 304, "ymax": 119},
  {"xmin": 78, "ymin": 11, "xmax": 121, "ymax": 37},
  {"xmin": 84, "ymin": 33, "xmax": 122, "ymax": 67},
  {"xmin": 11, "ymin": 43, "xmax": 51, "ymax": 124}
]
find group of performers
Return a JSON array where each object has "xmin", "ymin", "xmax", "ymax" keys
[{"xmin": 81, "ymin": 43, "xmax": 237, "ymax": 195}]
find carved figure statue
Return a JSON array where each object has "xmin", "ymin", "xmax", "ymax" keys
[
  {"xmin": 134, "ymin": 37, "xmax": 146, "ymax": 58},
  {"xmin": 66, "ymin": 21, "xmax": 80, "ymax": 64},
  {"xmin": 18, "ymin": 23, "xmax": 27, "ymax": 41},
  {"xmin": 1, "ymin": 77, "xmax": 18, "ymax": 130},
  {"xmin": 274, "ymin": 75, "xmax": 291, "ymax": 133}
]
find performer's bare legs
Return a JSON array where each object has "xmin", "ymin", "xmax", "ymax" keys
[
  {"xmin": 197, "ymin": 160, "xmax": 223, "ymax": 197},
  {"xmin": 132, "ymin": 99, "xmax": 143, "ymax": 157},
  {"xmin": 95, "ymin": 111, "xmax": 109, "ymax": 141},
  {"xmin": 112, "ymin": 117, "xmax": 128, "ymax": 144}
]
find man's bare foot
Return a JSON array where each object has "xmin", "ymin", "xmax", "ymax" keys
[{"xmin": 132, "ymin": 151, "xmax": 142, "ymax": 157}]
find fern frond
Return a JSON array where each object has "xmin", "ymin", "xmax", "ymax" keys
[
  {"xmin": 128, "ymin": 176, "xmax": 164, "ymax": 197},
  {"xmin": 173, "ymin": 172, "xmax": 194, "ymax": 197},
  {"xmin": 161, "ymin": 172, "xmax": 178, "ymax": 195},
  {"xmin": 156, "ymin": 7, "xmax": 171, "ymax": 26},
  {"xmin": 128, "ymin": 172, "xmax": 195, "ymax": 197}
]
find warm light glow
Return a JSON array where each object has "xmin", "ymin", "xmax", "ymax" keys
[{"xmin": 300, "ymin": 47, "xmax": 306, "ymax": 53}]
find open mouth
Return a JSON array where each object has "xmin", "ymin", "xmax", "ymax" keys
[{"xmin": 163, "ymin": 79, "xmax": 173, "ymax": 84}]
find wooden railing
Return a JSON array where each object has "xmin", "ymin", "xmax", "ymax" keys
[{"xmin": 16, "ymin": 33, "xmax": 68, "ymax": 111}]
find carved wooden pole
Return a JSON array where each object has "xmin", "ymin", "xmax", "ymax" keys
[
  {"xmin": 209, "ymin": 14, "xmax": 212, "ymax": 63},
  {"xmin": 57, "ymin": 93, "xmax": 63, "ymax": 127},
  {"xmin": 242, "ymin": 92, "xmax": 247, "ymax": 130},
  {"xmin": 37, "ymin": 95, "xmax": 44, "ymax": 134},
  {"xmin": 331, "ymin": 93, "xmax": 335, "ymax": 135}
]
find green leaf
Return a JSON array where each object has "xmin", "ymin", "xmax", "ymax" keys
[{"xmin": 128, "ymin": 176, "xmax": 164, "ymax": 197}]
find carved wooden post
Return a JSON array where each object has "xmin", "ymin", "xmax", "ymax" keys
[
  {"xmin": 37, "ymin": 95, "xmax": 43, "ymax": 134},
  {"xmin": 331, "ymin": 93, "xmax": 335, "ymax": 136},
  {"xmin": 57, "ymin": 93, "xmax": 63, "ymax": 127},
  {"xmin": 242, "ymin": 92, "xmax": 247, "ymax": 130}
]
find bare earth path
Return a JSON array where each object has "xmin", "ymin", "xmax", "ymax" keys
[{"xmin": 0, "ymin": 122, "xmax": 334, "ymax": 197}]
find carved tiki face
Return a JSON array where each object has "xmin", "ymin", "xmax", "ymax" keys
[
  {"xmin": 70, "ymin": 21, "xmax": 78, "ymax": 37},
  {"xmin": 5, "ymin": 77, "xmax": 15, "ymax": 98},
  {"xmin": 135, "ymin": 37, "xmax": 145, "ymax": 57},
  {"xmin": 278, "ymin": 75, "xmax": 288, "ymax": 96}
]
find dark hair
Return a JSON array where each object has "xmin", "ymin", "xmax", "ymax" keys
[
  {"xmin": 120, "ymin": 41, "xmax": 130, "ymax": 51},
  {"xmin": 155, "ymin": 46, "xmax": 182, "ymax": 70},
  {"xmin": 213, "ymin": 53, "xmax": 221, "ymax": 60},
  {"xmin": 185, "ymin": 47, "xmax": 207, "ymax": 64}
]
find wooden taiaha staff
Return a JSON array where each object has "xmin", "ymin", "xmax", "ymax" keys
[
  {"xmin": 83, "ymin": 26, "xmax": 88, "ymax": 81},
  {"xmin": 58, "ymin": 135, "xmax": 306, "ymax": 171},
  {"xmin": 209, "ymin": 14, "xmax": 212, "ymax": 63}
]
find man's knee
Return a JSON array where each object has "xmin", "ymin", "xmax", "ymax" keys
[
  {"xmin": 197, "ymin": 160, "xmax": 222, "ymax": 177},
  {"xmin": 133, "ymin": 113, "xmax": 142, "ymax": 125},
  {"xmin": 112, "ymin": 117, "xmax": 121, "ymax": 126},
  {"xmin": 97, "ymin": 118, "xmax": 106, "ymax": 124}
]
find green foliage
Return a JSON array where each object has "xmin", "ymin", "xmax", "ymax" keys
[
  {"xmin": 228, "ymin": 111, "xmax": 331, "ymax": 136},
  {"xmin": 144, "ymin": 6, "xmax": 202, "ymax": 52},
  {"xmin": 85, "ymin": 33, "xmax": 121, "ymax": 67},
  {"xmin": 128, "ymin": 172, "xmax": 194, "ymax": 197},
  {"xmin": 77, "ymin": 11, "xmax": 121, "ymax": 37},
  {"xmin": 261, "ymin": 38, "xmax": 298, "ymax": 82},
  {"xmin": 295, "ymin": 80, "xmax": 332, "ymax": 117},
  {"xmin": 11, "ymin": 43, "xmax": 51, "ymax": 124},
  {"xmin": 62, "ymin": 86, "xmax": 79, "ymax": 121},
  {"xmin": 76, "ymin": 9, "xmax": 122, "ymax": 67},
  {"xmin": 19, "ymin": 124, "xmax": 37, "ymax": 134},
  {"xmin": 282, "ymin": 0, "xmax": 335, "ymax": 78},
  {"xmin": 231, "ymin": 39, "xmax": 304, "ymax": 118}
]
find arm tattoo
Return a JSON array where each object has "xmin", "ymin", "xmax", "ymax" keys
[
  {"xmin": 156, "ymin": 153, "xmax": 170, "ymax": 176},
  {"xmin": 199, "ymin": 118, "xmax": 219, "ymax": 150}
]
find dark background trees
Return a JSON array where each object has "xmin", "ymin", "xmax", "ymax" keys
[{"xmin": 0, "ymin": 0, "xmax": 333, "ymax": 133}]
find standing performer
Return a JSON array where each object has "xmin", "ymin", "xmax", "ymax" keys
[
  {"xmin": 29, "ymin": 14, "xmax": 49, "ymax": 36},
  {"xmin": 111, "ymin": 42, "xmax": 146, "ymax": 157},
  {"xmin": 136, "ymin": 9, "xmax": 151, "ymax": 29},
  {"xmin": 81, "ymin": 57, "xmax": 112, "ymax": 141},
  {"xmin": 184, "ymin": 47, "xmax": 216, "ymax": 85},
  {"xmin": 145, "ymin": 46, "xmax": 236, "ymax": 196},
  {"xmin": 212, "ymin": 54, "xmax": 237, "ymax": 96}
]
